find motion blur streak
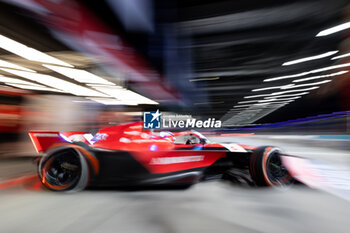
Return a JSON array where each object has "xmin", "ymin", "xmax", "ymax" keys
[
  {"xmin": 0, "ymin": 34, "xmax": 73, "ymax": 67},
  {"xmin": 264, "ymin": 62, "xmax": 350, "ymax": 82},
  {"xmin": 0, "ymin": 68, "xmax": 108, "ymax": 97},
  {"xmin": 42, "ymin": 65, "xmax": 115, "ymax": 85},
  {"xmin": 316, "ymin": 21, "xmax": 350, "ymax": 37},
  {"xmin": 238, "ymin": 97, "xmax": 300, "ymax": 104},
  {"xmin": 282, "ymin": 51, "xmax": 338, "ymax": 66},
  {"xmin": 332, "ymin": 52, "xmax": 350, "ymax": 60},
  {"xmin": 0, "ymin": 175, "xmax": 37, "ymax": 190},
  {"xmin": 0, "ymin": 59, "xmax": 36, "ymax": 72},
  {"xmin": 292, "ymin": 70, "xmax": 348, "ymax": 82}
]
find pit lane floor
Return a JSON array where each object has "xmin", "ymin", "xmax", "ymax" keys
[{"xmin": 0, "ymin": 137, "xmax": 349, "ymax": 233}]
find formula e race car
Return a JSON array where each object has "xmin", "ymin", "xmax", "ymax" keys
[{"xmin": 29, "ymin": 122, "xmax": 293, "ymax": 191}]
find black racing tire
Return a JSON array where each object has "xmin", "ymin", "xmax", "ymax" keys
[
  {"xmin": 38, "ymin": 146, "xmax": 89, "ymax": 191},
  {"xmin": 249, "ymin": 146, "xmax": 293, "ymax": 187}
]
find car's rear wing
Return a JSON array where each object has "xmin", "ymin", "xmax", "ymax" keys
[
  {"xmin": 28, "ymin": 131, "xmax": 62, "ymax": 153},
  {"xmin": 29, "ymin": 131, "xmax": 90, "ymax": 153}
]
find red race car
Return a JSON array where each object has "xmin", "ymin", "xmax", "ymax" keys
[{"xmin": 29, "ymin": 122, "xmax": 293, "ymax": 191}]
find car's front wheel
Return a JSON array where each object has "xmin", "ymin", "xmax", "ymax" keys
[{"xmin": 249, "ymin": 146, "xmax": 293, "ymax": 187}]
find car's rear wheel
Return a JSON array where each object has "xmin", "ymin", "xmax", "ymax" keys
[
  {"xmin": 249, "ymin": 146, "xmax": 293, "ymax": 187},
  {"xmin": 39, "ymin": 147, "xmax": 89, "ymax": 191}
]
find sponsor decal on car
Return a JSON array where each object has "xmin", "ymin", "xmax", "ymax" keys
[
  {"xmin": 220, "ymin": 144, "xmax": 247, "ymax": 152},
  {"xmin": 83, "ymin": 133, "xmax": 108, "ymax": 144}
]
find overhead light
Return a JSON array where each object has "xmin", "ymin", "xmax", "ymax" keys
[
  {"xmin": 252, "ymin": 84, "xmax": 295, "ymax": 92},
  {"xmin": 281, "ymin": 80, "xmax": 331, "ymax": 89},
  {"xmin": 271, "ymin": 86, "xmax": 319, "ymax": 96},
  {"xmin": 244, "ymin": 92, "xmax": 310, "ymax": 99},
  {"xmin": 90, "ymin": 85, "xmax": 158, "ymax": 105},
  {"xmin": 264, "ymin": 62, "xmax": 350, "ymax": 82},
  {"xmin": 124, "ymin": 112, "xmax": 142, "ymax": 116},
  {"xmin": 265, "ymin": 72, "xmax": 313, "ymax": 82},
  {"xmin": 0, "ymin": 59, "xmax": 35, "ymax": 72},
  {"xmin": 244, "ymin": 93, "xmax": 272, "ymax": 99},
  {"xmin": 301, "ymin": 64, "xmax": 350, "ymax": 74},
  {"xmin": 316, "ymin": 21, "xmax": 350, "ymax": 37},
  {"xmin": 233, "ymin": 102, "xmax": 290, "ymax": 108},
  {"xmin": 282, "ymin": 51, "xmax": 338, "ymax": 66},
  {"xmin": 233, "ymin": 105, "xmax": 252, "ymax": 108},
  {"xmin": 259, "ymin": 97, "xmax": 300, "ymax": 102},
  {"xmin": 331, "ymin": 52, "xmax": 350, "ymax": 60},
  {"xmin": 245, "ymin": 88, "xmax": 316, "ymax": 99},
  {"xmin": 255, "ymin": 101, "xmax": 294, "ymax": 106},
  {"xmin": 225, "ymin": 103, "xmax": 292, "ymax": 124},
  {"xmin": 85, "ymin": 84, "xmax": 117, "ymax": 87},
  {"xmin": 0, "ymin": 76, "xmax": 39, "ymax": 85},
  {"xmin": 43, "ymin": 65, "xmax": 114, "ymax": 85},
  {"xmin": 6, "ymin": 83, "xmax": 63, "ymax": 92},
  {"xmin": 190, "ymin": 77, "xmax": 220, "ymax": 82},
  {"xmin": 264, "ymin": 92, "xmax": 309, "ymax": 99},
  {"xmin": 238, "ymin": 97, "xmax": 300, "ymax": 104},
  {"xmin": 256, "ymin": 101, "xmax": 294, "ymax": 105},
  {"xmin": 238, "ymin": 100, "xmax": 263, "ymax": 104},
  {"xmin": 0, "ymin": 34, "xmax": 73, "ymax": 67},
  {"xmin": 292, "ymin": 70, "xmax": 348, "ymax": 82},
  {"xmin": 87, "ymin": 98, "xmax": 138, "ymax": 106},
  {"xmin": 0, "ymin": 68, "xmax": 107, "ymax": 97}
]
